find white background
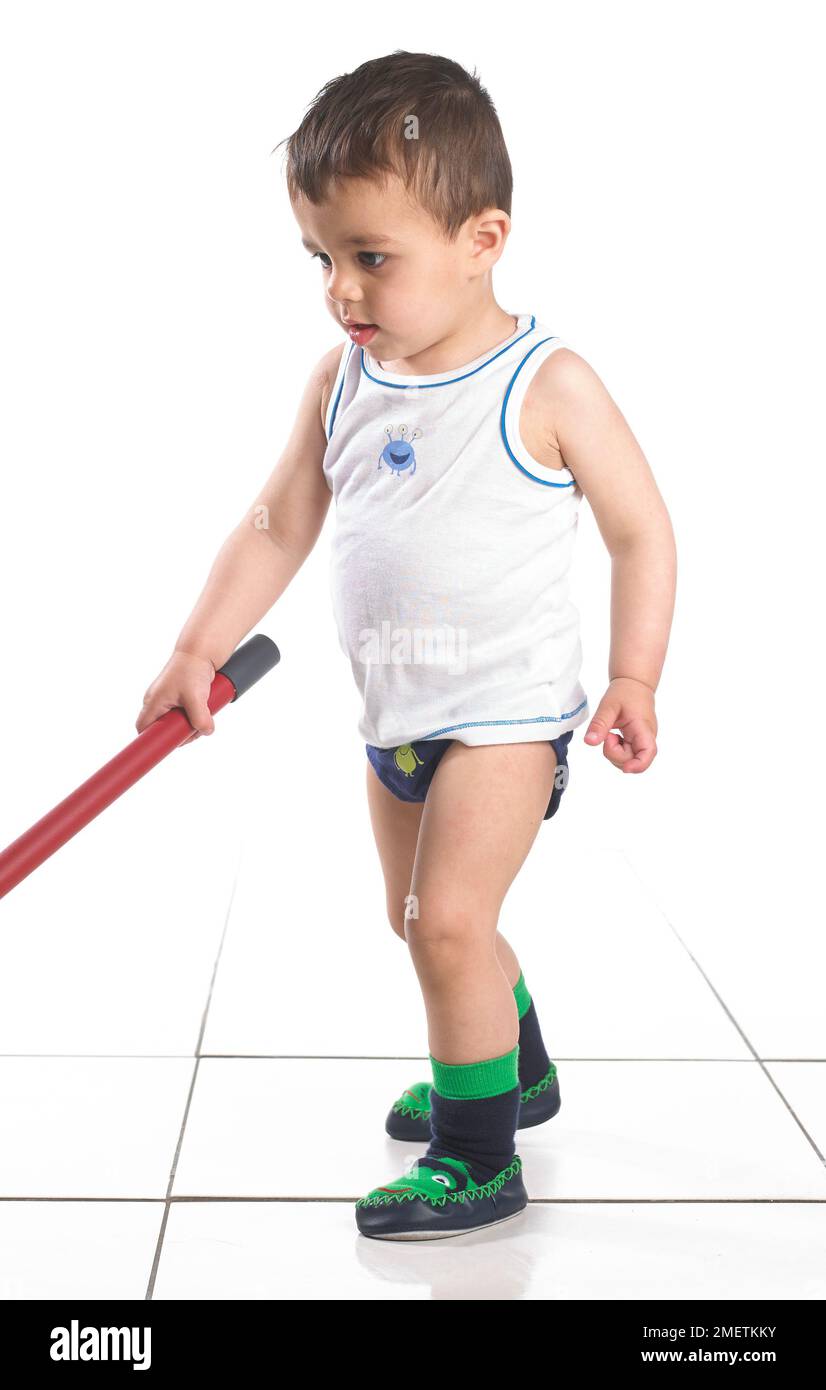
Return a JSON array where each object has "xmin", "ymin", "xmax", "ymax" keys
[{"xmin": 0, "ymin": 1, "xmax": 823, "ymax": 1299}]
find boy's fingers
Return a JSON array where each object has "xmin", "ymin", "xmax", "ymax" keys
[
  {"xmin": 602, "ymin": 731, "xmax": 633, "ymax": 767},
  {"xmin": 136, "ymin": 701, "xmax": 213, "ymax": 742},
  {"xmin": 621, "ymin": 744, "xmax": 657, "ymax": 773},
  {"xmin": 625, "ymin": 728, "xmax": 657, "ymax": 771},
  {"xmin": 603, "ymin": 722, "xmax": 657, "ymax": 773},
  {"xmin": 584, "ymin": 703, "xmax": 622, "ymax": 744},
  {"xmin": 135, "ymin": 708, "xmax": 157, "ymax": 735},
  {"xmin": 184, "ymin": 705, "xmax": 214, "ymax": 737}
]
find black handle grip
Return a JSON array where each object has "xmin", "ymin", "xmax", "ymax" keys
[{"xmin": 216, "ymin": 634, "xmax": 281, "ymax": 701}]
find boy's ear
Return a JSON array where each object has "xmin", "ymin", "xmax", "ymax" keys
[{"xmin": 468, "ymin": 208, "xmax": 511, "ymax": 267}]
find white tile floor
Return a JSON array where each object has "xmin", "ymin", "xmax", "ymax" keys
[{"xmin": 0, "ymin": 743, "xmax": 824, "ymax": 1300}]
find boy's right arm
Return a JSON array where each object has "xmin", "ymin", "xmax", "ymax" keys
[{"xmin": 135, "ymin": 342, "xmax": 345, "ymax": 739}]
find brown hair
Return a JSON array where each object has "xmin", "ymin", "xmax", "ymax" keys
[{"xmin": 274, "ymin": 50, "xmax": 513, "ymax": 241}]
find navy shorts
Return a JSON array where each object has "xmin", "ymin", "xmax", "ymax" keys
[{"xmin": 365, "ymin": 731, "xmax": 574, "ymax": 822}]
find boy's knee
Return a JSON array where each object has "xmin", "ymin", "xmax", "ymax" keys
[{"xmin": 404, "ymin": 904, "xmax": 476, "ymax": 951}]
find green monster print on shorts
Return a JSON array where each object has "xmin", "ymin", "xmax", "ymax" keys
[{"xmin": 393, "ymin": 744, "xmax": 425, "ymax": 777}]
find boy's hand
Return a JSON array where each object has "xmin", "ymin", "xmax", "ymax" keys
[
  {"xmin": 583, "ymin": 677, "xmax": 658, "ymax": 772},
  {"xmin": 135, "ymin": 650, "xmax": 217, "ymax": 747}
]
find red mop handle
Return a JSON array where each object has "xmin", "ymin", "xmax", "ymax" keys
[{"xmin": 0, "ymin": 633, "xmax": 280, "ymax": 901}]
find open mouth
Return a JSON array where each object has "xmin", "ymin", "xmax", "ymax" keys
[{"xmin": 345, "ymin": 323, "xmax": 378, "ymax": 345}]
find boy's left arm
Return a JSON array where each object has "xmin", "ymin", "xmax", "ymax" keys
[{"xmin": 537, "ymin": 349, "xmax": 677, "ymax": 773}]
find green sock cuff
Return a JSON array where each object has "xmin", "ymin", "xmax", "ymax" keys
[
  {"xmin": 430, "ymin": 1045, "xmax": 520, "ymax": 1099},
  {"xmin": 513, "ymin": 972, "xmax": 532, "ymax": 1020}
]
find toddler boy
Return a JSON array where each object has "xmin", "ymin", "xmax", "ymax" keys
[{"xmin": 137, "ymin": 50, "xmax": 676, "ymax": 1241}]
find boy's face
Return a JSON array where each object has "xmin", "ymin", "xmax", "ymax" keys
[{"xmin": 291, "ymin": 172, "xmax": 508, "ymax": 359}]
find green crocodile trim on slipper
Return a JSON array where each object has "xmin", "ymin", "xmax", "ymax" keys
[
  {"xmin": 520, "ymin": 1060, "xmax": 558, "ymax": 1103},
  {"xmin": 391, "ymin": 1080, "xmax": 433, "ymax": 1119},
  {"xmin": 356, "ymin": 1155, "xmax": 523, "ymax": 1210}
]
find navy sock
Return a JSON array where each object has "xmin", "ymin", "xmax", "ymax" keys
[
  {"xmin": 513, "ymin": 974, "xmax": 552, "ymax": 1090},
  {"xmin": 424, "ymin": 1047, "xmax": 520, "ymax": 1187},
  {"xmin": 517, "ymin": 999, "xmax": 552, "ymax": 1090},
  {"xmin": 426, "ymin": 1088, "xmax": 520, "ymax": 1186}
]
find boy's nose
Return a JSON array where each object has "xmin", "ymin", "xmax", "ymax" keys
[
  {"xmin": 326, "ymin": 270, "xmax": 362, "ymax": 305},
  {"xmin": 328, "ymin": 289, "xmax": 362, "ymax": 313}
]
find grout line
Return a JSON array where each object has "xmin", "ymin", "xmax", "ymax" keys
[
  {"xmin": 143, "ymin": 842, "xmax": 243, "ymax": 1301},
  {"xmin": 179, "ymin": 1053, "xmax": 826, "ymax": 1063},
  {"xmin": 4, "ymin": 1053, "xmax": 826, "ymax": 1062},
  {"xmin": 1, "ymin": 1195, "xmax": 825, "ymax": 1205},
  {"xmin": 620, "ymin": 849, "xmax": 826, "ymax": 1167}
]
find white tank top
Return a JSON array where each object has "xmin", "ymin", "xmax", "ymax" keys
[{"xmin": 322, "ymin": 311, "xmax": 590, "ymax": 749}]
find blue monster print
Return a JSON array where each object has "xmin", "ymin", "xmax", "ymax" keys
[{"xmin": 378, "ymin": 424, "xmax": 422, "ymax": 479}]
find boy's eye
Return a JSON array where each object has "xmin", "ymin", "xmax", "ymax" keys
[{"xmin": 310, "ymin": 251, "xmax": 386, "ymax": 270}]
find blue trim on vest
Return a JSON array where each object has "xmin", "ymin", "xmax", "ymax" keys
[
  {"xmin": 417, "ymin": 701, "xmax": 589, "ymax": 740},
  {"xmin": 359, "ymin": 315, "xmax": 538, "ymax": 390},
  {"xmin": 327, "ymin": 342, "xmax": 355, "ymax": 440},
  {"xmin": 501, "ymin": 338, "xmax": 576, "ymax": 488}
]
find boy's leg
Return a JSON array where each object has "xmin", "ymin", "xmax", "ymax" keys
[
  {"xmin": 366, "ymin": 751, "xmax": 558, "ymax": 1099},
  {"xmin": 355, "ymin": 741, "xmax": 559, "ymax": 1236},
  {"xmin": 403, "ymin": 740, "xmax": 558, "ymax": 1179},
  {"xmin": 366, "ymin": 755, "xmax": 546, "ymax": 987},
  {"xmin": 406, "ymin": 740, "xmax": 557, "ymax": 1058}
]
